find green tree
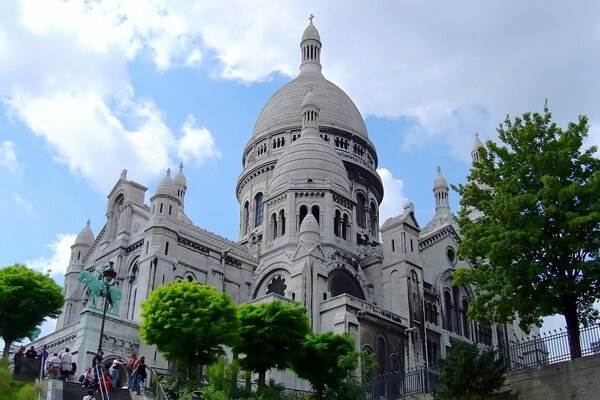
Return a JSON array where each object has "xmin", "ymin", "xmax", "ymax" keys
[
  {"xmin": 234, "ymin": 301, "xmax": 310, "ymax": 389},
  {"xmin": 433, "ymin": 341, "xmax": 517, "ymax": 400},
  {"xmin": 454, "ymin": 104, "xmax": 600, "ymax": 358},
  {"xmin": 291, "ymin": 332, "xmax": 356, "ymax": 398},
  {"xmin": 140, "ymin": 281, "xmax": 239, "ymax": 377},
  {"xmin": 0, "ymin": 264, "xmax": 64, "ymax": 359}
]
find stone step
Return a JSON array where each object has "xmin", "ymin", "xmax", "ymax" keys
[{"xmin": 63, "ymin": 381, "xmax": 133, "ymax": 400}]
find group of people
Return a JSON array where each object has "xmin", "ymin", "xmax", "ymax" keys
[
  {"xmin": 13, "ymin": 344, "xmax": 49, "ymax": 375},
  {"xmin": 79, "ymin": 351, "xmax": 148, "ymax": 398}
]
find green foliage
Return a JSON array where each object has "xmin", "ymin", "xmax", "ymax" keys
[
  {"xmin": 155, "ymin": 373, "xmax": 201, "ymax": 400},
  {"xmin": 140, "ymin": 281, "xmax": 239, "ymax": 373},
  {"xmin": 292, "ymin": 332, "xmax": 356, "ymax": 398},
  {"xmin": 0, "ymin": 360, "xmax": 39, "ymax": 400},
  {"xmin": 433, "ymin": 342, "xmax": 517, "ymax": 400},
  {"xmin": 235, "ymin": 301, "xmax": 310, "ymax": 388},
  {"xmin": 0, "ymin": 264, "xmax": 64, "ymax": 357},
  {"xmin": 454, "ymin": 104, "xmax": 600, "ymax": 355}
]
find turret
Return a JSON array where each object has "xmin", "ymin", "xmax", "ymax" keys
[
  {"xmin": 433, "ymin": 166, "xmax": 450, "ymax": 217},
  {"xmin": 149, "ymin": 169, "xmax": 180, "ymax": 224},
  {"xmin": 173, "ymin": 163, "xmax": 187, "ymax": 209},
  {"xmin": 300, "ymin": 15, "xmax": 322, "ymax": 74},
  {"xmin": 471, "ymin": 133, "xmax": 484, "ymax": 163}
]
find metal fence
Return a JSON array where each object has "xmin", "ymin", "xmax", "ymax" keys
[
  {"xmin": 497, "ymin": 323, "xmax": 600, "ymax": 371},
  {"xmin": 362, "ymin": 324, "xmax": 600, "ymax": 399},
  {"xmin": 362, "ymin": 365, "xmax": 442, "ymax": 400}
]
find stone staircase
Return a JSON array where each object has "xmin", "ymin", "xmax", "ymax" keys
[{"xmin": 63, "ymin": 381, "xmax": 133, "ymax": 400}]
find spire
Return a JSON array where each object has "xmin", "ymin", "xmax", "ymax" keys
[
  {"xmin": 471, "ymin": 133, "xmax": 484, "ymax": 162},
  {"xmin": 74, "ymin": 219, "xmax": 95, "ymax": 246},
  {"xmin": 174, "ymin": 162, "xmax": 187, "ymax": 208},
  {"xmin": 300, "ymin": 15, "xmax": 322, "ymax": 74},
  {"xmin": 433, "ymin": 166, "xmax": 450, "ymax": 216}
]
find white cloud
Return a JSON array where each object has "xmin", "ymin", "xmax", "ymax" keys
[
  {"xmin": 377, "ymin": 168, "xmax": 408, "ymax": 224},
  {"xmin": 27, "ymin": 233, "xmax": 76, "ymax": 279},
  {"xmin": 12, "ymin": 193, "xmax": 37, "ymax": 217},
  {"xmin": 0, "ymin": 140, "xmax": 19, "ymax": 175},
  {"xmin": 178, "ymin": 115, "xmax": 221, "ymax": 165}
]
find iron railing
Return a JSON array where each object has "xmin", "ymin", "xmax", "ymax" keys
[
  {"xmin": 497, "ymin": 323, "xmax": 600, "ymax": 371},
  {"xmin": 362, "ymin": 365, "xmax": 442, "ymax": 400}
]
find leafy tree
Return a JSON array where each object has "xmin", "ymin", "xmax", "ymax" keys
[
  {"xmin": 292, "ymin": 332, "xmax": 356, "ymax": 399},
  {"xmin": 0, "ymin": 264, "xmax": 64, "ymax": 359},
  {"xmin": 433, "ymin": 341, "xmax": 518, "ymax": 400},
  {"xmin": 234, "ymin": 301, "xmax": 310, "ymax": 389},
  {"xmin": 140, "ymin": 281, "xmax": 239, "ymax": 377},
  {"xmin": 0, "ymin": 359, "xmax": 39, "ymax": 400},
  {"xmin": 454, "ymin": 104, "xmax": 600, "ymax": 358}
]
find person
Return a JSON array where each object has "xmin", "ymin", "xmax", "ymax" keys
[
  {"xmin": 13, "ymin": 346, "xmax": 25, "ymax": 374},
  {"xmin": 70, "ymin": 361, "xmax": 77, "ymax": 382},
  {"xmin": 39, "ymin": 345, "xmax": 49, "ymax": 375},
  {"xmin": 109, "ymin": 357, "xmax": 125, "ymax": 388},
  {"xmin": 91, "ymin": 350, "xmax": 104, "ymax": 377},
  {"xmin": 126, "ymin": 353, "xmax": 137, "ymax": 389},
  {"xmin": 80, "ymin": 367, "xmax": 94, "ymax": 387},
  {"xmin": 98, "ymin": 370, "xmax": 112, "ymax": 400},
  {"xmin": 47, "ymin": 352, "xmax": 61, "ymax": 379},
  {"xmin": 130, "ymin": 356, "xmax": 146, "ymax": 395},
  {"xmin": 82, "ymin": 389, "xmax": 96, "ymax": 400},
  {"xmin": 25, "ymin": 345, "xmax": 37, "ymax": 358},
  {"xmin": 60, "ymin": 347, "xmax": 72, "ymax": 381}
]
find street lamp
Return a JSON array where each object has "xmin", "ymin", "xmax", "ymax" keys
[{"xmin": 98, "ymin": 261, "xmax": 118, "ymax": 354}]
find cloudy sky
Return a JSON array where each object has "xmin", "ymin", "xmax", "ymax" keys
[{"xmin": 1, "ymin": 0, "xmax": 599, "ymax": 339}]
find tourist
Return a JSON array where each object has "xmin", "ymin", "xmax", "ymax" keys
[
  {"xmin": 109, "ymin": 356, "xmax": 125, "ymax": 388},
  {"xmin": 98, "ymin": 370, "xmax": 112, "ymax": 400},
  {"xmin": 47, "ymin": 352, "xmax": 61, "ymax": 379},
  {"xmin": 25, "ymin": 345, "xmax": 37, "ymax": 358},
  {"xmin": 126, "ymin": 353, "xmax": 137, "ymax": 389},
  {"xmin": 91, "ymin": 350, "xmax": 104, "ymax": 375},
  {"xmin": 70, "ymin": 361, "xmax": 77, "ymax": 382},
  {"xmin": 13, "ymin": 346, "xmax": 25, "ymax": 374},
  {"xmin": 130, "ymin": 356, "xmax": 147, "ymax": 395},
  {"xmin": 82, "ymin": 389, "xmax": 96, "ymax": 400},
  {"xmin": 60, "ymin": 347, "xmax": 72, "ymax": 381},
  {"xmin": 80, "ymin": 367, "xmax": 94, "ymax": 387}
]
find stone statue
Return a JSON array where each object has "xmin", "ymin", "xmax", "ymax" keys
[{"xmin": 78, "ymin": 269, "xmax": 122, "ymax": 316}]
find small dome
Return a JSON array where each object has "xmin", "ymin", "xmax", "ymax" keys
[
  {"xmin": 299, "ymin": 214, "xmax": 320, "ymax": 246},
  {"xmin": 434, "ymin": 166, "xmax": 448, "ymax": 189},
  {"xmin": 302, "ymin": 20, "xmax": 321, "ymax": 43},
  {"xmin": 269, "ymin": 130, "xmax": 350, "ymax": 196},
  {"xmin": 174, "ymin": 163, "xmax": 187, "ymax": 187},
  {"xmin": 154, "ymin": 169, "xmax": 176, "ymax": 197},
  {"xmin": 74, "ymin": 220, "xmax": 94, "ymax": 246}
]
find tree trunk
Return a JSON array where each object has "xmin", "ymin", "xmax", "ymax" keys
[
  {"xmin": 2, "ymin": 338, "xmax": 13, "ymax": 360},
  {"xmin": 563, "ymin": 297, "xmax": 582, "ymax": 359},
  {"xmin": 258, "ymin": 369, "xmax": 266, "ymax": 390}
]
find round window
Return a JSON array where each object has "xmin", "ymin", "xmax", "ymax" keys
[{"xmin": 446, "ymin": 247, "xmax": 456, "ymax": 265}]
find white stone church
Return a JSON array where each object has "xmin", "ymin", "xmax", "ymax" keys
[{"xmin": 33, "ymin": 20, "xmax": 529, "ymax": 382}]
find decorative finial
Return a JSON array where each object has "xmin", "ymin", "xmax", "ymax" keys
[
  {"xmin": 475, "ymin": 132, "xmax": 479, "ymax": 138},
  {"xmin": 437, "ymin": 166, "xmax": 442, "ymax": 174},
  {"xmin": 166, "ymin": 168, "xmax": 171, "ymax": 177},
  {"xmin": 86, "ymin": 219, "xmax": 91, "ymax": 227},
  {"xmin": 309, "ymin": 13, "xmax": 314, "ymax": 23},
  {"xmin": 121, "ymin": 169, "xmax": 127, "ymax": 179},
  {"xmin": 179, "ymin": 162, "xmax": 184, "ymax": 172}
]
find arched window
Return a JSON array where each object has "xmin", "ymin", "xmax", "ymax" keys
[
  {"xmin": 444, "ymin": 290, "xmax": 453, "ymax": 331},
  {"xmin": 356, "ymin": 193, "xmax": 366, "ymax": 228},
  {"xmin": 279, "ymin": 210, "xmax": 286, "ymax": 236},
  {"xmin": 462, "ymin": 299, "xmax": 470, "ymax": 339},
  {"xmin": 299, "ymin": 205, "xmax": 308, "ymax": 228},
  {"xmin": 271, "ymin": 213, "xmax": 277, "ymax": 239},
  {"xmin": 369, "ymin": 201, "xmax": 377, "ymax": 236},
  {"xmin": 311, "ymin": 205, "xmax": 320, "ymax": 225},
  {"xmin": 243, "ymin": 201, "xmax": 250, "ymax": 234},
  {"xmin": 254, "ymin": 193, "xmax": 264, "ymax": 227},
  {"xmin": 334, "ymin": 210, "xmax": 341, "ymax": 237},
  {"xmin": 342, "ymin": 213, "xmax": 349, "ymax": 240},
  {"xmin": 452, "ymin": 286, "xmax": 461, "ymax": 334}
]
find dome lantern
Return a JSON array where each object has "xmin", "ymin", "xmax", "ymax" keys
[{"xmin": 300, "ymin": 15, "xmax": 322, "ymax": 74}]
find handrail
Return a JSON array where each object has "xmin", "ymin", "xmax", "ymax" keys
[
  {"xmin": 149, "ymin": 367, "xmax": 173, "ymax": 400},
  {"xmin": 95, "ymin": 365, "xmax": 110, "ymax": 400}
]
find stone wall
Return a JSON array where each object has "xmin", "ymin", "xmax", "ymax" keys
[{"xmin": 504, "ymin": 354, "xmax": 600, "ymax": 399}]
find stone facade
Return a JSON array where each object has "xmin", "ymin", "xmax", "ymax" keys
[{"xmin": 32, "ymin": 20, "xmax": 531, "ymax": 386}]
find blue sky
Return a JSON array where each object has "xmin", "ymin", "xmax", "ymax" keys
[{"xmin": 1, "ymin": 0, "xmax": 599, "ymax": 340}]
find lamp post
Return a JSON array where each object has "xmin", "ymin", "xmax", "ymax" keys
[{"xmin": 98, "ymin": 261, "xmax": 118, "ymax": 354}]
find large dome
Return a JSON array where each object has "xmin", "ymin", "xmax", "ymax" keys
[{"xmin": 252, "ymin": 71, "xmax": 368, "ymax": 139}]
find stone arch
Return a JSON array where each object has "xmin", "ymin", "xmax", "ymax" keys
[
  {"xmin": 325, "ymin": 261, "xmax": 373, "ymax": 303},
  {"xmin": 251, "ymin": 266, "xmax": 293, "ymax": 299}
]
